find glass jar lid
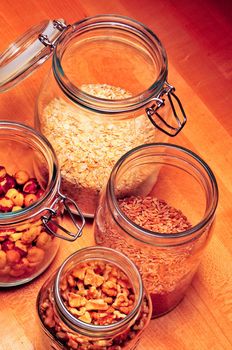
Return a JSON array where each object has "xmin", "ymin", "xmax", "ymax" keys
[{"xmin": 0, "ymin": 19, "xmax": 67, "ymax": 92}]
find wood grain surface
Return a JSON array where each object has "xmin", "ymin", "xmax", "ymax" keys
[{"xmin": 0, "ymin": 0, "xmax": 232, "ymax": 349}]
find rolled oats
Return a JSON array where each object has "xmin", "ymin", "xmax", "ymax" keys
[{"xmin": 40, "ymin": 84, "xmax": 158, "ymax": 216}]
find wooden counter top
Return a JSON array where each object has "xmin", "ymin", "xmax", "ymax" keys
[{"xmin": 0, "ymin": 0, "xmax": 231, "ymax": 349}]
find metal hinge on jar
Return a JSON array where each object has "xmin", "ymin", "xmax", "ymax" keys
[
  {"xmin": 146, "ymin": 82, "xmax": 187, "ymax": 136},
  {"xmin": 0, "ymin": 19, "xmax": 69, "ymax": 92},
  {"xmin": 38, "ymin": 20, "xmax": 68, "ymax": 50}
]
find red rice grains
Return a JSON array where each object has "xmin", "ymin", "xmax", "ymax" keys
[
  {"xmin": 94, "ymin": 195, "xmax": 204, "ymax": 317},
  {"xmin": 118, "ymin": 196, "xmax": 192, "ymax": 234}
]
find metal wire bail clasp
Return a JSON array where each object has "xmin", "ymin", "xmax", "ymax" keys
[
  {"xmin": 146, "ymin": 81, "xmax": 187, "ymax": 136},
  {"xmin": 41, "ymin": 191, "xmax": 85, "ymax": 242}
]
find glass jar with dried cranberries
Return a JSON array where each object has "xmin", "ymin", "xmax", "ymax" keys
[{"xmin": 0, "ymin": 121, "xmax": 85, "ymax": 287}]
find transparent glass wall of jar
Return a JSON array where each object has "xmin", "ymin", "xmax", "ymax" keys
[
  {"xmin": 36, "ymin": 246, "xmax": 152, "ymax": 350},
  {"xmin": 35, "ymin": 15, "xmax": 186, "ymax": 217},
  {"xmin": 0, "ymin": 122, "xmax": 84, "ymax": 287},
  {"xmin": 94, "ymin": 143, "xmax": 218, "ymax": 317}
]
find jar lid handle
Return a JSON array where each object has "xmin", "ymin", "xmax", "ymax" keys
[
  {"xmin": 41, "ymin": 191, "xmax": 85, "ymax": 242},
  {"xmin": 146, "ymin": 82, "xmax": 187, "ymax": 136},
  {"xmin": 0, "ymin": 19, "xmax": 67, "ymax": 92}
]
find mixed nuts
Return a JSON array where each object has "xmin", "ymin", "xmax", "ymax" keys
[{"xmin": 0, "ymin": 165, "xmax": 58, "ymax": 283}]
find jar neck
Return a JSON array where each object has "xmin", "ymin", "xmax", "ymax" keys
[
  {"xmin": 54, "ymin": 246, "xmax": 144, "ymax": 338},
  {"xmin": 53, "ymin": 14, "xmax": 168, "ymax": 114},
  {"xmin": 0, "ymin": 121, "xmax": 59, "ymax": 226},
  {"xmin": 106, "ymin": 143, "xmax": 218, "ymax": 247}
]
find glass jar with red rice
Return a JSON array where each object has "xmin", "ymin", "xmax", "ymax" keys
[{"xmin": 94, "ymin": 143, "xmax": 218, "ymax": 318}]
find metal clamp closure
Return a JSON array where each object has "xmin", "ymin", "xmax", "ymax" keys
[
  {"xmin": 38, "ymin": 20, "xmax": 68, "ymax": 51},
  {"xmin": 146, "ymin": 81, "xmax": 187, "ymax": 136},
  {"xmin": 41, "ymin": 191, "xmax": 85, "ymax": 242}
]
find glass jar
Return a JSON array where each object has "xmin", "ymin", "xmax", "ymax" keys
[
  {"xmin": 36, "ymin": 246, "xmax": 152, "ymax": 350},
  {"xmin": 0, "ymin": 15, "xmax": 187, "ymax": 217},
  {"xmin": 94, "ymin": 143, "xmax": 218, "ymax": 318},
  {"xmin": 0, "ymin": 121, "xmax": 85, "ymax": 287}
]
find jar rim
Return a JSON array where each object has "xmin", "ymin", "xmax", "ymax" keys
[
  {"xmin": 54, "ymin": 246, "xmax": 144, "ymax": 336},
  {"xmin": 0, "ymin": 121, "xmax": 59, "ymax": 224},
  {"xmin": 53, "ymin": 14, "xmax": 168, "ymax": 114},
  {"xmin": 108, "ymin": 143, "xmax": 219, "ymax": 244}
]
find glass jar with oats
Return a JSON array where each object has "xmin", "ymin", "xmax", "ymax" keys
[
  {"xmin": 36, "ymin": 246, "xmax": 152, "ymax": 350},
  {"xmin": 0, "ymin": 15, "xmax": 187, "ymax": 217},
  {"xmin": 94, "ymin": 143, "xmax": 218, "ymax": 318},
  {"xmin": 33, "ymin": 15, "xmax": 187, "ymax": 217}
]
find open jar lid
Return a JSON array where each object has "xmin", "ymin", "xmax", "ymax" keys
[{"xmin": 0, "ymin": 19, "xmax": 67, "ymax": 92}]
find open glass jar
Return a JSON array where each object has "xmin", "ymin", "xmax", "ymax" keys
[
  {"xmin": 0, "ymin": 15, "xmax": 187, "ymax": 217},
  {"xmin": 94, "ymin": 143, "xmax": 218, "ymax": 318},
  {"xmin": 0, "ymin": 122, "xmax": 85, "ymax": 287},
  {"xmin": 36, "ymin": 246, "xmax": 152, "ymax": 350}
]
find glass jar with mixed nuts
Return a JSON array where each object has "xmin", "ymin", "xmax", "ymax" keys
[
  {"xmin": 94, "ymin": 143, "xmax": 218, "ymax": 317},
  {"xmin": 37, "ymin": 246, "xmax": 152, "ymax": 350},
  {"xmin": 0, "ymin": 122, "xmax": 84, "ymax": 286}
]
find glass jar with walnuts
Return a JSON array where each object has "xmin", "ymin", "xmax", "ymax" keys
[{"xmin": 37, "ymin": 246, "xmax": 152, "ymax": 350}]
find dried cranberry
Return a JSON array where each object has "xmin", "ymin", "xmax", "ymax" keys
[
  {"xmin": 36, "ymin": 189, "xmax": 45, "ymax": 199},
  {"xmin": 23, "ymin": 178, "xmax": 39, "ymax": 194},
  {"xmin": 14, "ymin": 246, "xmax": 27, "ymax": 258},
  {"xmin": 1, "ymin": 240, "xmax": 15, "ymax": 251},
  {"xmin": 3, "ymin": 174, "xmax": 16, "ymax": 192}
]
